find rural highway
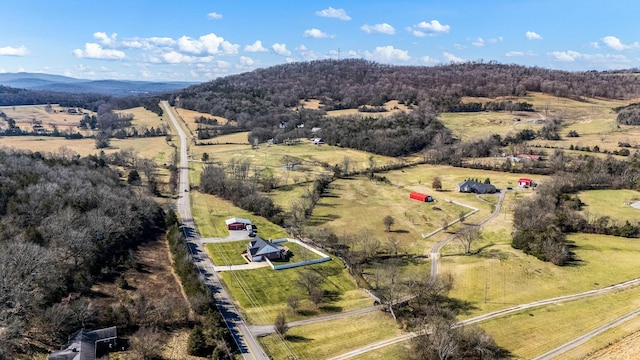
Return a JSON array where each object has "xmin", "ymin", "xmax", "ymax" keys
[{"xmin": 161, "ymin": 101, "xmax": 269, "ymax": 360}]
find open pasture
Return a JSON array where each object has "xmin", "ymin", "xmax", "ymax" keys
[
  {"xmin": 479, "ymin": 285, "xmax": 640, "ymax": 359},
  {"xmin": 115, "ymin": 106, "xmax": 166, "ymax": 129},
  {"xmin": 578, "ymin": 189, "xmax": 640, "ymax": 224},
  {"xmin": 568, "ymin": 315, "xmax": 640, "ymax": 359},
  {"xmin": 174, "ymin": 107, "xmax": 229, "ymax": 135},
  {"xmin": 441, "ymin": 234, "xmax": 640, "ymax": 318},
  {"xmin": 190, "ymin": 191, "xmax": 289, "ymax": 239},
  {"xmin": 259, "ymin": 311, "xmax": 401, "ymax": 360},
  {"xmin": 219, "ymin": 259, "xmax": 372, "ymax": 324},
  {"xmin": 440, "ymin": 111, "xmax": 544, "ymax": 141},
  {"xmin": 310, "ymin": 176, "xmax": 468, "ymax": 254},
  {"xmin": 0, "ymin": 104, "xmax": 90, "ymax": 132}
]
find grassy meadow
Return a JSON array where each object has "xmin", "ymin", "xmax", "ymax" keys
[
  {"xmin": 259, "ymin": 311, "xmax": 401, "ymax": 360},
  {"xmin": 219, "ymin": 259, "xmax": 373, "ymax": 324},
  {"xmin": 479, "ymin": 285, "xmax": 640, "ymax": 359},
  {"xmin": 440, "ymin": 234, "xmax": 640, "ymax": 318},
  {"xmin": 578, "ymin": 189, "xmax": 640, "ymax": 224}
]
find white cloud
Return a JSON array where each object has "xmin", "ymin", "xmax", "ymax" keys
[
  {"xmin": 364, "ymin": 45, "xmax": 410, "ymax": 62},
  {"xmin": 525, "ymin": 31, "xmax": 542, "ymax": 40},
  {"xmin": 472, "ymin": 38, "xmax": 485, "ymax": 47},
  {"xmin": 361, "ymin": 23, "xmax": 396, "ymax": 35},
  {"xmin": 549, "ymin": 50, "xmax": 630, "ymax": 65},
  {"xmin": 177, "ymin": 33, "xmax": 239, "ymax": 55},
  {"xmin": 148, "ymin": 37, "xmax": 177, "ymax": 47},
  {"xmin": 303, "ymin": 28, "xmax": 333, "ymax": 39},
  {"xmin": 590, "ymin": 42, "xmax": 600, "ymax": 49},
  {"xmin": 549, "ymin": 50, "xmax": 580, "ymax": 62},
  {"xmin": 239, "ymin": 56, "xmax": 254, "ymax": 66},
  {"xmin": 443, "ymin": 52, "xmax": 464, "ymax": 63},
  {"xmin": 73, "ymin": 43, "xmax": 125, "ymax": 60},
  {"xmin": 245, "ymin": 40, "xmax": 268, "ymax": 52},
  {"xmin": 0, "ymin": 45, "xmax": 29, "ymax": 56},
  {"xmin": 94, "ymin": 32, "xmax": 117, "ymax": 46},
  {"xmin": 315, "ymin": 7, "xmax": 351, "ymax": 21},
  {"xmin": 408, "ymin": 20, "xmax": 450, "ymax": 37},
  {"xmin": 121, "ymin": 40, "xmax": 143, "ymax": 49},
  {"xmin": 272, "ymin": 43, "xmax": 291, "ymax": 56},
  {"xmin": 162, "ymin": 51, "xmax": 213, "ymax": 64},
  {"xmin": 602, "ymin": 35, "xmax": 640, "ymax": 51},
  {"xmin": 297, "ymin": 45, "xmax": 324, "ymax": 61},
  {"xmin": 422, "ymin": 55, "xmax": 438, "ymax": 64},
  {"xmin": 505, "ymin": 51, "xmax": 525, "ymax": 57},
  {"xmin": 207, "ymin": 12, "xmax": 223, "ymax": 20}
]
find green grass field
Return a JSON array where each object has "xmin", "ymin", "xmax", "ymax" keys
[
  {"xmin": 350, "ymin": 342, "xmax": 409, "ymax": 360},
  {"xmin": 218, "ymin": 259, "xmax": 373, "ymax": 324},
  {"xmin": 479, "ymin": 285, "xmax": 640, "ymax": 359},
  {"xmin": 259, "ymin": 311, "xmax": 401, "ymax": 360},
  {"xmin": 440, "ymin": 234, "xmax": 640, "ymax": 318},
  {"xmin": 189, "ymin": 191, "xmax": 288, "ymax": 239},
  {"xmin": 205, "ymin": 240, "xmax": 324, "ymax": 266},
  {"xmin": 578, "ymin": 189, "xmax": 640, "ymax": 224}
]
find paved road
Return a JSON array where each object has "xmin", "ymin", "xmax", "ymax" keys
[
  {"xmin": 161, "ymin": 101, "xmax": 269, "ymax": 360},
  {"xmin": 532, "ymin": 308, "xmax": 640, "ymax": 359}
]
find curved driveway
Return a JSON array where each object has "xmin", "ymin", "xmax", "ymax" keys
[{"xmin": 162, "ymin": 101, "xmax": 269, "ymax": 360}]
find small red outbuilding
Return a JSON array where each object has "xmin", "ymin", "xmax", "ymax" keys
[
  {"xmin": 518, "ymin": 178, "xmax": 534, "ymax": 188},
  {"xmin": 410, "ymin": 192, "xmax": 433, "ymax": 202},
  {"xmin": 225, "ymin": 217, "xmax": 252, "ymax": 230}
]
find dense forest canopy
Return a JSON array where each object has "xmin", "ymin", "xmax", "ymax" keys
[
  {"xmin": 0, "ymin": 150, "xmax": 166, "ymax": 357},
  {"xmin": 175, "ymin": 59, "xmax": 640, "ymax": 123}
]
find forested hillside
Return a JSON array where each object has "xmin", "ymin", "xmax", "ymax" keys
[
  {"xmin": 0, "ymin": 150, "xmax": 166, "ymax": 357},
  {"xmin": 175, "ymin": 59, "xmax": 640, "ymax": 121}
]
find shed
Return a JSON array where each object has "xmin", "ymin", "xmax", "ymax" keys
[
  {"xmin": 518, "ymin": 178, "xmax": 534, "ymax": 188},
  {"xmin": 410, "ymin": 192, "xmax": 433, "ymax": 202},
  {"xmin": 225, "ymin": 217, "xmax": 252, "ymax": 230}
]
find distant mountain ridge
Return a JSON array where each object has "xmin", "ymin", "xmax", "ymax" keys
[{"xmin": 0, "ymin": 72, "xmax": 198, "ymax": 96}]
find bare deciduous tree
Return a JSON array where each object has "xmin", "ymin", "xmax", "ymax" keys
[
  {"xmin": 383, "ymin": 215, "xmax": 395, "ymax": 232},
  {"xmin": 274, "ymin": 312, "xmax": 289, "ymax": 335},
  {"xmin": 457, "ymin": 225, "xmax": 481, "ymax": 255}
]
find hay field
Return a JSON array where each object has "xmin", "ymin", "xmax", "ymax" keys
[
  {"xmin": 299, "ymin": 99, "xmax": 410, "ymax": 117},
  {"xmin": 173, "ymin": 107, "xmax": 229, "ymax": 135},
  {"xmin": 219, "ymin": 259, "xmax": 372, "ymax": 324},
  {"xmin": 480, "ymin": 285, "xmax": 640, "ymax": 359},
  {"xmin": 259, "ymin": 311, "xmax": 401, "ymax": 360},
  {"xmin": 442, "ymin": 234, "xmax": 640, "ymax": 318},
  {"xmin": 578, "ymin": 189, "xmax": 640, "ymax": 224},
  {"xmin": 310, "ymin": 176, "xmax": 469, "ymax": 254},
  {"xmin": 0, "ymin": 104, "xmax": 91, "ymax": 132}
]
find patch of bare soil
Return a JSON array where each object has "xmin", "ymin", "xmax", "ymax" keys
[{"xmin": 585, "ymin": 331, "xmax": 640, "ymax": 360}]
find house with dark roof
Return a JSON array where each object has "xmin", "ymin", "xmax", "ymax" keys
[
  {"xmin": 458, "ymin": 179, "xmax": 497, "ymax": 194},
  {"xmin": 49, "ymin": 326, "xmax": 117, "ymax": 360},
  {"xmin": 247, "ymin": 237, "xmax": 288, "ymax": 262}
]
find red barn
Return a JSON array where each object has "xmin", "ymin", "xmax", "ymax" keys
[
  {"xmin": 225, "ymin": 217, "xmax": 252, "ymax": 230},
  {"xmin": 518, "ymin": 178, "xmax": 534, "ymax": 188},
  {"xmin": 410, "ymin": 192, "xmax": 433, "ymax": 202}
]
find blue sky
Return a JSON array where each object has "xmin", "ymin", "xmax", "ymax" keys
[{"xmin": 1, "ymin": 0, "xmax": 639, "ymax": 81}]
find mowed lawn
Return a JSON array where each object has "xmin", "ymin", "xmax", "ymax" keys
[
  {"xmin": 218, "ymin": 259, "xmax": 373, "ymax": 324},
  {"xmin": 206, "ymin": 240, "xmax": 324, "ymax": 266},
  {"xmin": 479, "ymin": 285, "xmax": 640, "ymax": 359},
  {"xmin": 259, "ymin": 311, "xmax": 401, "ymax": 360},
  {"xmin": 190, "ymin": 191, "xmax": 288, "ymax": 239},
  {"xmin": 578, "ymin": 189, "xmax": 640, "ymax": 224},
  {"xmin": 441, "ymin": 234, "xmax": 640, "ymax": 318}
]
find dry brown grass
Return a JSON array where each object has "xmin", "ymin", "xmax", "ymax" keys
[
  {"xmin": 174, "ymin": 107, "xmax": 229, "ymax": 135},
  {"xmin": 0, "ymin": 104, "xmax": 92, "ymax": 133}
]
